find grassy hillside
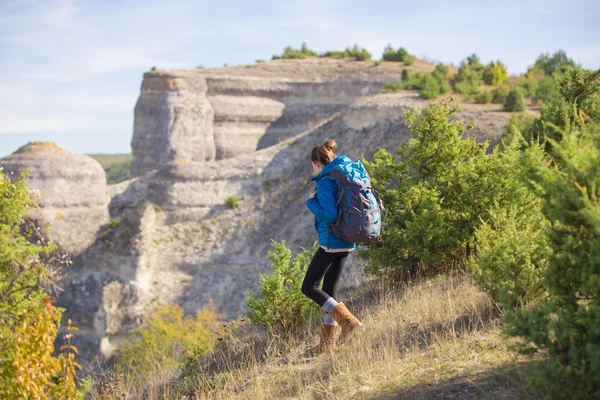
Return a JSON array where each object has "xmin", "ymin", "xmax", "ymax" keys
[
  {"xmin": 87, "ymin": 153, "xmax": 132, "ymax": 184},
  {"xmin": 91, "ymin": 275, "xmax": 547, "ymax": 399}
]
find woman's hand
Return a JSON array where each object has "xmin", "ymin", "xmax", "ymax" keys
[{"xmin": 308, "ymin": 190, "xmax": 316, "ymax": 200}]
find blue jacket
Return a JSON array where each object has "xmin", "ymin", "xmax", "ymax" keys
[{"xmin": 306, "ymin": 155, "xmax": 357, "ymax": 250}]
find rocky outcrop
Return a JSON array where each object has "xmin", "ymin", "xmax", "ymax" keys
[
  {"xmin": 132, "ymin": 73, "xmax": 216, "ymax": 177},
  {"xmin": 131, "ymin": 59, "xmax": 433, "ymax": 176},
  {"xmin": 0, "ymin": 142, "xmax": 109, "ymax": 255}
]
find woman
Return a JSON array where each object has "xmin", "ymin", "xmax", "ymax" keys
[{"xmin": 302, "ymin": 138, "xmax": 363, "ymax": 353}]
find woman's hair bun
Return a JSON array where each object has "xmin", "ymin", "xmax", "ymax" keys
[{"xmin": 322, "ymin": 139, "xmax": 337, "ymax": 151}]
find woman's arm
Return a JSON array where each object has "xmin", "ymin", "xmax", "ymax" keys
[{"xmin": 306, "ymin": 180, "xmax": 338, "ymax": 223}]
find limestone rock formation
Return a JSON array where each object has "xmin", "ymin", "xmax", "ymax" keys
[
  {"xmin": 0, "ymin": 142, "xmax": 109, "ymax": 255},
  {"xmin": 131, "ymin": 59, "xmax": 433, "ymax": 176},
  {"xmin": 132, "ymin": 73, "xmax": 216, "ymax": 177}
]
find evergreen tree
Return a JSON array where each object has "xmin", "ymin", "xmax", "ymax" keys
[{"xmin": 504, "ymin": 68, "xmax": 600, "ymax": 398}]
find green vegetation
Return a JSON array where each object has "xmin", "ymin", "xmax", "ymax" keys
[
  {"xmin": 467, "ymin": 140, "xmax": 550, "ymax": 306},
  {"xmin": 224, "ymin": 196, "xmax": 239, "ymax": 209},
  {"xmin": 380, "ymin": 49, "xmax": 579, "ymax": 109},
  {"xmin": 115, "ymin": 304, "xmax": 222, "ymax": 387},
  {"xmin": 503, "ymin": 87, "xmax": 527, "ymax": 111},
  {"xmin": 501, "ymin": 68, "xmax": 600, "ymax": 399},
  {"xmin": 382, "ymin": 64, "xmax": 451, "ymax": 99},
  {"xmin": 492, "ymin": 84, "xmax": 510, "ymax": 104},
  {"xmin": 322, "ymin": 44, "xmax": 372, "ymax": 61},
  {"xmin": 361, "ymin": 100, "xmax": 498, "ymax": 281},
  {"xmin": 246, "ymin": 241, "xmax": 320, "ymax": 336},
  {"xmin": 88, "ymin": 153, "xmax": 132, "ymax": 184},
  {"xmin": 475, "ymin": 90, "xmax": 493, "ymax": 104},
  {"xmin": 382, "ymin": 44, "xmax": 416, "ymax": 64},
  {"xmin": 482, "ymin": 60, "xmax": 508, "ymax": 86},
  {"xmin": 526, "ymin": 49, "xmax": 575, "ymax": 77},
  {"xmin": 272, "ymin": 42, "xmax": 317, "ymax": 60},
  {"xmin": 0, "ymin": 170, "xmax": 81, "ymax": 398}
]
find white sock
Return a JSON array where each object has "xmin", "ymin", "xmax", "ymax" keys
[
  {"xmin": 322, "ymin": 297, "xmax": 339, "ymax": 313},
  {"xmin": 324, "ymin": 314, "xmax": 337, "ymax": 325}
]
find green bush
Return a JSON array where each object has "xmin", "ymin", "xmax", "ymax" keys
[
  {"xmin": 533, "ymin": 76, "xmax": 560, "ymax": 104},
  {"xmin": 466, "ymin": 53, "xmax": 485, "ymax": 74},
  {"xmin": 497, "ymin": 113, "xmax": 535, "ymax": 151},
  {"xmin": 272, "ymin": 42, "xmax": 317, "ymax": 60},
  {"xmin": 322, "ymin": 44, "xmax": 372, "ymax": 61},
  {"xmin": 382, "ymin": 45, "xmax": 416, "ymax": 64},
  {"xmin": 526, "ymin": 49, "xmax": 575, "ymax": 77},
  {"xmin": 475, "ymin": 91, "xmax": 493, "ymax": 104},
  {"xmin": 384, "ymin": 66, "xmax": 450, "ymax": 98},
  {"xmin": 116, "ymin": 304, "xmax": 222, "ymax": 385},
  {"xmin": 401, "ymin": 69, "xmax": 410, "ymax": 81},
  {"xmin": 468, "ymin": 141, "xmax": 550, "ymax": 306},
  {"xmin": 452, "ymin": 59, "xmax": 483, "ymax": 95},
  {"xmin": 503, "ymin": 68, "xmax": 600, "ymax": 398},
  {"xmin": 492, "ymin": 85, "xmax": 510, "ymax": 104},
  {"xmin": 504, "ymin": 87, "xmax": 527, "ymax": 112},
  {"xmin": 419, "ymin": 75, "xmax": 443, "ymax": 99},
  {"xmin": 361, "ymin": 101, "xmax": 500, "ymax": 281},
  {"xmin": 526, "ymin": 68, "xmax": 600, "ymax": 152},
  {"xmin": 482, "ymin": 60, "xmax": 508, "ymax": 86},
  {"xmin": 225, "ymin": 196, "xmax": 239, "ymax": 209},
  {"xmin": 0, "ymin": 170, "xmax": 80, "ymax": 398},
  {"xmin": 517, "ymin": 77, "xmax": 538, "ymax": 98},
  {"xmin": 246, "ymin": 241, "xmax": 320, "ymax": 335}
]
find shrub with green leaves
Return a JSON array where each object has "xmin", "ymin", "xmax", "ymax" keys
[
  {"xmin": 225, "ymin": 196, "xmax": 239, "ymax": 209},
  {"xmin": 452, "ymin": 61, "xmax": 482, "ymax": 93},
  {"xmin": 482, "ymin": 60, "xmax": 508, "ymax": 86},
  {"xmin": 361, "ymin": 101, "xmax": 500, "ymax": 281},
  {"xmin": 383, "ymin": 65, "xmax": 450, "ymax": 99},
  {"xmin": 492, "ymin": 85, "xmax": 510, "ymax": 104},
  {"xmin": 322, "ymin": 45, "xmax": 372, "ymax": 61},
  {"xmin": 475, "ymin": 90, "xmax": 493, "ymax": 104},
  {"xmin": 526, "ymin": 49, "xmax": 575, "ymax": 77},
  {"xmin": 503, "ymin": 68, "xmax": 600, "ymax": 398},
  {"xmin": 496, "ymin": 113, "xmax": 535, "ymax": 151},
  {"xmin": 382, "ymin": 44, "xmax": 416, "ymax": 64},
  {"xmin": 272, "ymin": 42, "xmax": 317, "ymax": 60},
  {"xmin": 468, "ymin": 141, "xmax": 551, "ymax": 306},
  {"xmin": 116, "ymin": 303, "xmax": 222, "ymax": 385},
  {"xmin": 503, "ymin": 87, "xmax": 527, "ymax": 112},
  {"xmin": 246, "ymin": 241, "xmax": 320, "ymax": 335},
  {"xmin": 521, "ymin": 67, "xmax": 600, "ymax": 152},
  {"xmin": 532, "ymin": 76, "xmax": 560, "ymax": 104}
]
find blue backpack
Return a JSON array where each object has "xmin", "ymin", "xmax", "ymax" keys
[{"xmin": 328, "ymin": 160, "xmax": 385, "ymax": 244}]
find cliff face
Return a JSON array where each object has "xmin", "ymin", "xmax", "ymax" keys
[{"xmin": 131, "ymin": 59, "xmax": 429, "ymax": 176}]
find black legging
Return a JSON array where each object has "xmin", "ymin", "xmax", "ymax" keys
[{"xmin": 301, "ymin": 247, "xmax": 350, "ymax": 307}]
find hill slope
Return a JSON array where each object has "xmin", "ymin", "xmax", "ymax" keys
[{"xmin": 95, "ymin": 274, "xmax": 545, "ymax": 399}]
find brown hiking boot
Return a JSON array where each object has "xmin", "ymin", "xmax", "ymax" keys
[
  {"xmin": 328, "ymin": 302, "xmax": 363, "ymax": 344},
  {"xmin": 306, "ymin": 324, "xmax": 339, "ymax": 355}
]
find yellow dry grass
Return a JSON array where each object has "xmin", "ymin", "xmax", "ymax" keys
[
  {"xmin": 94, "ymin": 275, "xmax": 544, "ymax": 399},
  {"xmin": 180, "ymin": 276, "xmax": 539, "ymax": 399}
]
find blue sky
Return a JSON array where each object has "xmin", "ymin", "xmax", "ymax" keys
[{"xmin": 1, "ymin": 0, "xmax": 599, "ymax": 157}]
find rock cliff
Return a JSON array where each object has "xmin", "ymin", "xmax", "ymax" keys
[{"xmin": 131, "ymin": 59, "xmax": 434, "ymax": 176}]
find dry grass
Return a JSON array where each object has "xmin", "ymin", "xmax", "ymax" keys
[{"xmin": 93, "ymin": 275, "xmax": 544, "ymax": 399}]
